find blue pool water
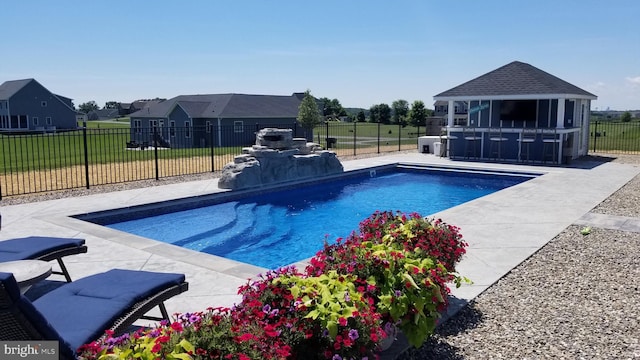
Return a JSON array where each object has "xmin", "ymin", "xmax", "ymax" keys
[{"xmin": 103, "ymin": 167, "xmax": 532, "ymax": 269}]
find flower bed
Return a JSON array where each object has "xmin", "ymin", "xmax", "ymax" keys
[{"xmin": 79, "ymin": 210, "xmax": 468, "ymax": 360}]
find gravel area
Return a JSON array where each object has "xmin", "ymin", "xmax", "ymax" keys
[{"xmin": 400, "ymin": 153, "xmax": 640, "ymax": 359}]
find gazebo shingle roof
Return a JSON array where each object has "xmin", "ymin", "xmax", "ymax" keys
[{"xmin": 435, "ymin": 61, "xmax": 596, "ymax": 99}]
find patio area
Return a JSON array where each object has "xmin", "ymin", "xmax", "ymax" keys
[{"xmin": 1, "ymin": 152, "xmax": 639, "ymax": 354}]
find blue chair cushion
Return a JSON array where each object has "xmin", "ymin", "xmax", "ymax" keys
[
  {"xmin": 0, "ymin": 237, "xmax": 85, "ymax": 262},
  {"xmin": 33, "ymin": 269, "xmax": 185, "ymax": 352},
  {"xmin": 0, "ymin": 272, "xmax": 77, "ymax": 360}
]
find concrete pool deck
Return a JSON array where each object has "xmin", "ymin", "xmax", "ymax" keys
[{"xmin": 1, "ymin": 152, "xmax": 639, "ymax": 350}]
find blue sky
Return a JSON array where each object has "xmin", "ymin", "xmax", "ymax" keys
[{"xmin": 2, "ymin": 1, "xmax": 638, "ymax": 110}]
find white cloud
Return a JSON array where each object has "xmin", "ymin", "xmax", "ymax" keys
[{"xmin": 626, "ymin": 76, "xmax": 640, "ymax": 85}]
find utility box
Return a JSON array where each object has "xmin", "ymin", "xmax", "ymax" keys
[{"xmin": 433, "ymin": 142, "xmax": 442, "ymax": 157}]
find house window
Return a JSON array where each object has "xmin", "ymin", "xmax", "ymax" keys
[
  {"xmin": 33, "ymin": 117, "xmax": 39, "ymax": 126},
  {"xmin": 46, "ymin": 117, "xmax": 52, "ymax": 125},
  {"xmin": 150, "ymin": 119, "xmax": 157, "ymax": 128},
  {"xmin": 205, "ymin": 121, "xmax": 211, "ymax": 133},
  {"xmin": 185, "ymin": 121, "xmax": 191, "ymax": 138},
  {"xmin": 169, "ymin": 120, "xmax": 175, "ymax": 137},
  {"xmin": 41, "ymin": 101, "xmax": 47, "ymax": 107},
  {"xmin": 233, "ymin": 121, "xmax": 244, "ymax": 133},
  {"xmin": 133, "ymin": 119, "xmax": 142, "ymax": 134}
]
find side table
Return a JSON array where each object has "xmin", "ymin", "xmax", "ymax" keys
[{"xmin": 0, "ymin": 260, "xmax": 52, "ymax": 293}]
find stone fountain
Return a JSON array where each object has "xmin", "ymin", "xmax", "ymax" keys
[{"xmin": 218, "ymin": 128, "xmax": 344, "ymax": 190}]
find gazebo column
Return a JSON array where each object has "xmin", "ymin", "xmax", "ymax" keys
[
  {"xmin": 447, "ymin": 100, "xmax": 454, "ymax": 127},
  {"xmin": 555, "ymin": 98, "xmax": 565, "ymax": 163},
  {"xmin": 556, "ymin": 99, "xmax": 565, "ymax": 129}
]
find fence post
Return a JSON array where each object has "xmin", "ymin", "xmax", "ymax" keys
[
  {"xmin": 398, "ymin": 122, "xmax": 402, "ymax": 151},
  {"xmin": 592, "ymin": 121, "xmax": 598, "ymax": 152},
  {"xmin": 352, "ymin": 121, "xmax": 356, "ymax": 156},
  {"xmin": 153, "ymin": 126, "xmax": 159, "ymax": 180},
  {"xmin": 377, "ymin": 122, "xmax": 381, "ymax": 154},
  {"xmin": 210, "ymin": 123, "xmax": 215, "ymax": 172},
  {"xmin": 82, "ymin": 121, "xmax": 90, "ymax": 189},
  {"xmin": 325, "ymin": 121, "xmax": 329, "ymax": 148}
]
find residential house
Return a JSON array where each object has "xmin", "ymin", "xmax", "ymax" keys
[
  {"xmin": 86, "ymin": 108, "xmax": 120, "ymax": 121},
  {"xmin": 128, "ymin": 93, "xmax": 305, "ymax": 148},
  {"xmin": 115, "ymin": 103, "xmax": 132, "ymax": 116},
  {"xmin": 0, "ymin": 79, "xmax": 79, "ymax": 132},
  {"xmin": 131, "ymin": 99, "xmax": 165, "ymax": 114},
  {"xmin": 434, "ymin": 61, "xmax": 597, "ymax": 163},
  {"xmin": 433, "ymin": 100, "xmax": 468, "ymax": 126}
]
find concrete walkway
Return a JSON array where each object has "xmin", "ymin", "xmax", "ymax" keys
[{"xmin": 1, "ymin": 153, "xmax": 639, "ymax": 351}]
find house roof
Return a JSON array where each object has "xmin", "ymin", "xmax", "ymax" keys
[
  {"xmin": 89, "ymin": 108, "xmax": 120, "ymax": 119},
  {"xmin": 0, "ymin": 78, "xmax": 78, "ymax": 113},
  {"xmin": 434, "ymin": 61, "xmax": 597, "ymax": 100},
  {"xmin": 130, "ymin": 93, "xmax": 303, "ymax": 119},
  {"xmin": 131, "ymin": 99, "xmax": 164, "ymax": 110},
  {"xmin": 0, "ymin": 79, "xmax": 33, "ymax": 99}
]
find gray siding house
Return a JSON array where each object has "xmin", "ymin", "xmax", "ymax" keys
[
  {"xmin": 0, "ymin": 79, "xmax": 79, "ymax": 132},
  {"xmin": 128, "ymin": 93, "xmax": 306, "ymax": 148}
]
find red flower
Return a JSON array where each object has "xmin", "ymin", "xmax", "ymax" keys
[
  {"xmin": 170, "ymin": 322, "xmax": 183, "ymax": 332},
  {"xmin": 263, "ymin": 324, "xmax": 279, "ymax": 337}
]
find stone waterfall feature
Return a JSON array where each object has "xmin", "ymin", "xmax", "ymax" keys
[{"xmin": 218, "ymin": 128, "xmax": 344, "ymax": 190}]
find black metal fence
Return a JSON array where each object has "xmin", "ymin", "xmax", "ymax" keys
[
  {"xmin": 0, "ymin": 122, "xmax": 429, "ymax": 198},
  {"xmin": 3, "ymin": 120, "xmax": 638, "ymax": 198},
  {"xmin": 589, "ymin": 121, "xmax": 640, "ymax": 154}
]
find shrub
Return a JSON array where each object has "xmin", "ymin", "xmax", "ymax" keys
[
  {"xmin": 306, "ymin": 211, "xmax": 469, "ymax": 347},
  {"xmin": 236, "ymin": 266, "xmax": 385, "ymax": 359}
]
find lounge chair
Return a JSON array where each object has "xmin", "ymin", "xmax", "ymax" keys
[
  {"xmin": 0, "ymin": 269, "xmax": 189, "ymax": 360},
  {"xmin": 0, "ymin": 236, "xmax": 88, "ymax": 282}
]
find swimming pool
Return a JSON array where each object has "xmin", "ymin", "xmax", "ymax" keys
[{"xmin": 82, "ymin": 165, "xmax": 535, "ymax": 269}]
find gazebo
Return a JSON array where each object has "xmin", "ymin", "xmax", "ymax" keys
[{"xmin": 433, "ymin": 61, "xmax": 597, "ymax": 163}]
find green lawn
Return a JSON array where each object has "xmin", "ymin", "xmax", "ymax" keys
[
  {"xmin": 313, "ymin": 122, "xmax": 425, "ymax": 149},
  {"xmin": 1, "ymin": 127, "xmax": 244, "ymax": 173},
  {"xmin": 590, "ymin": 120, "xmax": 640, "ymax": 152}
]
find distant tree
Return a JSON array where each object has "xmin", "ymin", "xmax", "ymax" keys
[
  {"xmin": 377, "ymin": 103, "xmax": 391, "ymax": 124},
  {"xmin": 408, "ymin": 100, "xmax": 428, "ymax": 127},
  {"xmin": 368, "ymin": 103, "xmax": 391, "ymax": 124},
  {"xmin": 621, "ymin": 111, "xmax": 632, "ymax": 122},
  {"xmin": 297, "ymin": 90, "xmax": 323, "ymax": 136},
  {"xmin": 356, "ymin": 110, "xmax": 366, "ymax": 123},
  {"xmin": 319, "ymin": 97, "xmax": 346, "ymax": 119},
  {"xmin": 78, "ymin": 101, "xmax": 99, "ymax": 114},
  {"xmin": 368, "ymin": 105, "xmax": 379, "ymax": 123},
  {"xmin": 104, "ymin": 101, "xmax": 119, "ymax": 109},
  {"xmin": 392, "ymin": 99, "xmax": 409, "ymax": 125}
]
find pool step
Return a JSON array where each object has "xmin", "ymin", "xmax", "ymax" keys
[
  {"xmin": 200, "ymin": 204, "xmax": 292, "ymax": 257},
  {"xmin": 172, "ymin": 203, "xmax": 257, "ymax": 250}
]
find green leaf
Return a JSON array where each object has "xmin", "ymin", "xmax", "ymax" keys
[
  {"xmin": 402, "ymin": 272, "xmax": 420, "ymax": 289},
  {"xmin": 327, "ymin": 320, "xmax": 338, "ymax": 338},
  {"xmin": 306, "ymin": 309, "xmax": 320, "ymax": 320},
  {"xmin": 170, "ymin": 354, "xmax": 192, "ymax": 360},
  {"xmin": 178, "ymin": 339, "xmax": 194, "ymax": 352},
  {"xmin": 290, "ymin": 285, "xmax": 300, "ymax": 298}
]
